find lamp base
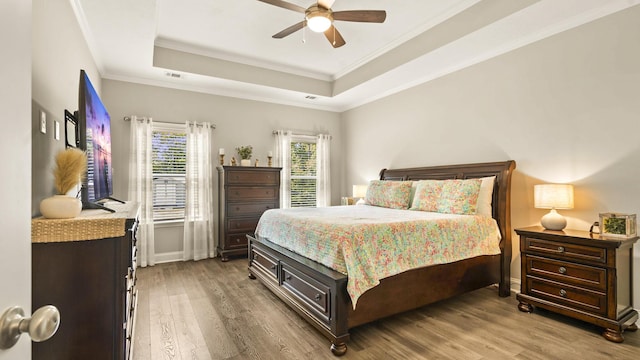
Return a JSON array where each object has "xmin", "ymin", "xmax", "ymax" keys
[
  {"xmin": 356, "ymin": 198, "xmax": 366, "ymax": 205},
  {"xmin": 541, "ymin": 209, "xmax": 567, "ymax": 230}
]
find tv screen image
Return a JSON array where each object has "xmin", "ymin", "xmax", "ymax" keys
[{"xmin": 78, "ymin": 69, "xmax": 121, "ymax": 211}]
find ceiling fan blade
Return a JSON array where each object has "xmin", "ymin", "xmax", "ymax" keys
[
  {"xmin": 333, "ymin": 10, "xmax": 386, "ymax": 23},
  {"xmin": 272, "ymin": 21, "xmax": 306, "ymax": 38},
  {"xmin": 257, "ymin": 0, "xmax": 305, "ymax": 13},
  {"xmin": 324, "ymin": 25, "xmax": 346, "ymax": 48},
  {"xmin": 317, "ymin": 0, "xmax": 335, "ymax": 9}
]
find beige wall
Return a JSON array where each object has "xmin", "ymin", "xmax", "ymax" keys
[
  {"xmin": 341, "ymin": 6, "xmax": 640, "ymax": 306},
  {"xmin": 102, "ymin": 80, "xmax": 342, "ymax": 255},
  {"xmin": 31, "ymin": 0, "xmax": 101, "ymax": 215}
]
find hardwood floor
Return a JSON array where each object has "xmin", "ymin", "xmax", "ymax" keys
[{"xmin": 133, "ymin": 258, "xmax": 639, "ymax": 360}]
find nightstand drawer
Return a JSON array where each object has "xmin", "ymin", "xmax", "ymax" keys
[
  {"xmin": 227, "ymin": 186, "xmax": 278, "ymax": 201},
  {"xmin": 525, "ymin": 255, "xmax": 606, "ymax": 292},
  {"xmin": 227, "ymin": 201, "xmax": 277, "ymax": 217},
  {"xmin": 523, "ymin": 237, "xmax": 607, "ymax": 265},
  {"xmin": 527, "ymin": 277, "xmax": 606, "ymax": 316}
]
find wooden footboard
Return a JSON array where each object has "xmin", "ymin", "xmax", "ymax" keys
[
  {"xmin": 247, "ymin": 160, "xmax": 516, "ymax": 356},
  {"xmin": 248, "ymin": 234, "xmax": 350, "ymax": 355}
]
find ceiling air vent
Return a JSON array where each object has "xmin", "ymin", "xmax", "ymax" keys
[{"xmin": 165, "ymin": 72, "xmax": 182, "ymax": 79}]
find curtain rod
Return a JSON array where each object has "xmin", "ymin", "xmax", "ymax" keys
[
  {"xmin": 124, "ymin": 116, "xmax": 216, "ymax": 129},
  {"xmin": 272, "ymin": 130, "xmax": 329, "ymax": 138}
]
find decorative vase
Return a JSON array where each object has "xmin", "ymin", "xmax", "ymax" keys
[
  {"xmin": 40, "ymin": 195, "xmax": 82, "ymax": 219},
  {"xmin": 240, "ymin": 159, "xmax": 251, "ymax": 167}
]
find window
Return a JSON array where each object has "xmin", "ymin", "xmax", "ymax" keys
[
  {"xmin": 290, "ymin": 139, "xmax": 317, "ymax": 207},
  {"xmin": 152, "ymin": 124, "xmax": 186, "ymax": 221}
]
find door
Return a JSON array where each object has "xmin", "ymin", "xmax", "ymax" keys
[{"xmin": 0, "ymin": 0, "xmax": 32, "ymax": 358}]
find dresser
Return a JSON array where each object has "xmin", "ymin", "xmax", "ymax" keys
[
  {"xmin": 31, "ymin": 202, "xmax": 139, "ymax": 360},
  {"xmin": 218, "ymin": 166, "xmax": 281, "ymax": 261},
  {"xmin": 515, "ymin": 226, "xmax": 638, "ymax": 342}
]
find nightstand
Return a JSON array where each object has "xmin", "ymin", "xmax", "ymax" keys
[
  {"xmin": 515, "ymin": 226, "xmax": 638, "ymax": 342},
  {"xmin": 341, "ymin": 197, "xmax": 355, "ymax": 205}
]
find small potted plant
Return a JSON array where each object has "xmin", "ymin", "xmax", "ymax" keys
[{"xmin": 236, "ymin": 145, "xmax": 253, "ymax": 166}]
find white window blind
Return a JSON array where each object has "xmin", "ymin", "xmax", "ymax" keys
[
  {"xmin": 290, "ymin": 140, "xmax": 316, "ymax": 207},
  {"xmin": 152, "ymin": 124, "xmax": 186, "ymax": 221}
]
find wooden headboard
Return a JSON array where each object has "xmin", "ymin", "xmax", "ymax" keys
[{"xmin": 379, "ymin": 160, "xmax": 516, "ymax": 295}]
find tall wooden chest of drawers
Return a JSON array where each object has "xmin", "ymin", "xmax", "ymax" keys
[
  {"xmin": 515, "ymin": 226, "xmax": 638, "ymax": 343},
  {"xmin": 218, "ymin": 166, "xmax": 281, "ymax": 261}
]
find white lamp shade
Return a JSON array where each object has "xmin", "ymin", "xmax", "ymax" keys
[
  {"xmin": 534, "ymin": 184, "xmax": 574, "ymax": 209},
  {"xmin": 352, "ymin": 185, "xmax": 368, "ymax": 199}
]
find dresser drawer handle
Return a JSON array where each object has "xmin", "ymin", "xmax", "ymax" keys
[
  {"xmin": 558, "ymin": 266, "xmax": 567, "ymax": 274},
  {"xmin": 314, "ymin": 294, "xmax": 321, "ymax": 301},
  {"xmin": 285, "ymin": 275, "xmax": 292, "ymax": 280},
  {"xmin": 236, "ymin": 238, "xmax": 241, "ymax": 243},
  {"xmin": 559, "ymin": 289, "xmax": 567, "ymax": 297},
  {"xmin": 557, "ymin": 246, "xmax": 565, "ymax": 253},
  {"xmin": 270, "ymin": 265, "xmax": 276, "ymax": 270}
]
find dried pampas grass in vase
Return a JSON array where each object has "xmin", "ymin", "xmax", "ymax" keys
[
  {"xmin": 53, "ymin": 148, "xmax": 87, "ymax": 195},
  {"xmin": 40, "ymin": 148, "xmax": 87, "ymax": 219}
]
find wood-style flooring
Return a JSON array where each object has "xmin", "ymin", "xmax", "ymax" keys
[{"xmin": 133, "ymin": 258, "xmax": 639, "ymax": 360}]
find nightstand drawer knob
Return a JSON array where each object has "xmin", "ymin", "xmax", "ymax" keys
[
  {"xmin": 558, "ymin": 266, "xmax": 567, "ymax": 274},
  {"xmin": 559, "ymin": 289, "xmax": 567, "ymax": 297},
  {"xmin": 557, "ymin": 246, "xmax": 565, "ymax": 253}
]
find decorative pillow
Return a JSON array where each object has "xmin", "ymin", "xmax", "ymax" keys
[
  {"xmin": 476, "ymin": 176, "xmax": 496, "ymax": 217},
  {"xmin": 409, "ymin": 180, "xmax": 444, "ymax": 212},
  {"xmin": 436, "ymin": 178, "xmax": 483, "ymax": 215},
  {"xmin": 365, "ymin": 180, "xmax": 412, "ymax": 209}
]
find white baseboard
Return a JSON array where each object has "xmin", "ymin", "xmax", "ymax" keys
[
  {"xmin": 154, "ymin": 251, "xmax": 183, "ymax": 264},
  {"xmin": 511, "ymin": 277, "xmax": 521, "ymax": 294}
]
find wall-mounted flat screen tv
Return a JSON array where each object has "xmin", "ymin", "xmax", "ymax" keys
[{"xmin": 77, "ymin": 69, "xmax": 117, "ymax": 211}]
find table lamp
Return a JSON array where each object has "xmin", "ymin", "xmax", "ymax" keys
[
  {"xmin": 352, "ymin": 185, "xmax": 368, "ymax": 205},
  {"xmin": 534, "ymin": 184, "xmax": 574, "ymax": 230}
]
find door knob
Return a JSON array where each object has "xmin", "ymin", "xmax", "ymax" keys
[{"xmin": 0, "ymin": 305, "xmax": 60, "ymax": 349}]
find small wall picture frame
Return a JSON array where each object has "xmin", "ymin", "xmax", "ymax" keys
[
  {"xmin": 599, "ymin": 212, "xmax": 637, "ymax": 238},
  {"xmin": 64, "ymin": 110, "xmax": 79, "ymax": 148}
]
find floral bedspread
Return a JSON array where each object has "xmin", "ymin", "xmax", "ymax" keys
[{"xmin": 255, "ymin": 205, "xmax": 502, "ymax": 308}]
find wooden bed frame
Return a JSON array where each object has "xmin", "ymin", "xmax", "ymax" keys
[{"xmin": 247, "ymin": 160, "xmax": 516, "ymax": 356}]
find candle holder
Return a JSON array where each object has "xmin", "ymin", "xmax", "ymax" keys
[
  {"xmin": 219, "ymin": 154, "xmax": 224, "ymax": 165},
  {"xmin": 267, "ymin": 155, "xmax": 273, "ymax": 167}
]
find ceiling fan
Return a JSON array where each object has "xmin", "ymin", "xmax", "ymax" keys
[{"xmin": 257, "ymin": 0, "xmax": 387, "ymax": 48}]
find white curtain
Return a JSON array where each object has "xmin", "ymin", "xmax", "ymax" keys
[
  {"xmin": 316, "ymin": 134, "xmax": 331, "ymax": 207},
  {"xmin": 128, "ymin": 116, "xmax": 155, "ymax": 267},
  {"xmin": 183, "ymin": 122, "xmax": 215, "ymax": 261},
  {"xmin": 274, "ymin": 130, "xmax": 292, "ymax": 208}
]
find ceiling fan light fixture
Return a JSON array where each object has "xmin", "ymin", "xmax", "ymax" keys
[{"xmin": 306, "ymin": 6, "xmax": 332, "ymax": 33}]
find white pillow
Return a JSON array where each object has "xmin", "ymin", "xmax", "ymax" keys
[{"xmin": 476, "ymin": 176, "xmax": 496, "ymax": 217}]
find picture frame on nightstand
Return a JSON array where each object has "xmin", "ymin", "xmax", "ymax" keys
[{"xmin": 599, "ymin": 212, "xmax": 637, "ymax": 238}]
